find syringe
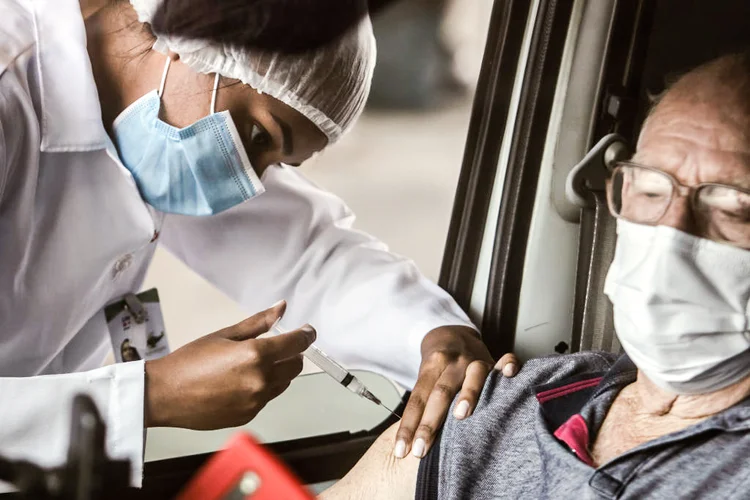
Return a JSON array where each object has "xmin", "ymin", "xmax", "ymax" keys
[{"xmin": 269, "ymin": 320, "xmax": 400, "ymax": 419}]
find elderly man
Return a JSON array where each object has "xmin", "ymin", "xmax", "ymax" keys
[{"xmin": 320, "ymin": 51, "xmax": 750, "ymax": 499}]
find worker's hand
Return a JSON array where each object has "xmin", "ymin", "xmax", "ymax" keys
[
  {"xmin": 144, "ymin": 301, "xmax": 315, "ymax": 430},
  {"xmin": 393, "ymin": 326, "xmax": 519, "ymax": 459}
]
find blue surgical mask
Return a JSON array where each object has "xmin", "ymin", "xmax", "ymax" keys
[{"xmin": 112, "ymin": 58, "xmax": 264, "ymax": 216}]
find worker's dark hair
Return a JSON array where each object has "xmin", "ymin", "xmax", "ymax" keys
[{"xmin": 149, "ymin": 0, "xmax": 396, "ymax": 54}]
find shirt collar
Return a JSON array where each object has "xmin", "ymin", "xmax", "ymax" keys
[
  {"xmin": 30, "ymin": 0, "xmax": 108, "ymax": 152},
  {"xmin": 533, "ymin": 357, "xmax": 624, "ymax": 431},
  {"xmin": 536, "ymin": 354, "xmax": 750, "ymax": 434}
]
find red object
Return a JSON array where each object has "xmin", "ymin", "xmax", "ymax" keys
[
  {"xmin": 553, "ymin": 414, "xmax": 594, "ymax": 466},
  {"xmin": 176, "ymin": 433, "xmax": 315, "ymax": 500},
  {"xmin": 535, "ymin": 377, "xmax": 603, "ymax": 404}
]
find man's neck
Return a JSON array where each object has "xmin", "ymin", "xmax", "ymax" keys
[
  {"xmin": 591, "ymin": 371, "xmax": 750, "ymax": 465},
  {"xmin": 631, "ymin": 371, "xmax": 750, "ymax": 420}
]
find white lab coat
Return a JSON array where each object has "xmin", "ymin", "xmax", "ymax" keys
[{"xmin": 0, "ymin": 0, "xmax": 474, "ymax": 488}]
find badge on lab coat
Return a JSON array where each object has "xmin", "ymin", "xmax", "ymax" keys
[{"xmin": 104, "ymin": 288, "xmax": 170, "ymax": 362}]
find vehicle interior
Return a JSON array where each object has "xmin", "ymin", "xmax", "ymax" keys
[{"xmin": 71, "ymin": 0, "xmax": 749, "ymax": 497}]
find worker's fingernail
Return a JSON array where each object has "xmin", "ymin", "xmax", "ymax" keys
[
  {"xmin": 300, "ymin": 324, "xmax": 316, "ymax": 342},
  {"xmin": 454, "ymin": 400, "xmax": 470, "ymax": 419},
  {"xmin": 270, "ymin": 300, "xmax": 285, "ymax": 310},
  {"xmin": 393, "ymin": 440, "xmax": 407, "ymax": 459},
  {"xmin": 412, "ymin": 438, "xmax": 426, "ymax": 458},
  {"xmin": 503, "ymin": 362, "xmax": 517, "ymax": 377}
]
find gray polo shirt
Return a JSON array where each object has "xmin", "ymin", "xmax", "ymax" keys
[{"xmin": 416, "ymin": 352, "xmax": 750, "ymax": 499}]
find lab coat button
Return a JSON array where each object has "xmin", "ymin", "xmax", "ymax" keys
[{"xmin": 113, "ymin": 254, "xmax": 133, "ymax": 278}]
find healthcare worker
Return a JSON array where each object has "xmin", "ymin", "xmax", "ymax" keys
[{"xmin": 0, "ymin": 0, "xmax": 518, "ymax": 487}]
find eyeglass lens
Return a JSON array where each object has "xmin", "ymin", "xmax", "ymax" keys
[{"xmin": 609, "ymin": 164, "xmax": 750, "ymax": 247}]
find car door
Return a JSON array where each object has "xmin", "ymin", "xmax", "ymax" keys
[
  {"xmin": 441, "ymin": 0, "xmax": 657, "ymax": 364},
  {"xmin": 463, "ymin": 0, "xmax": 750, "ymax": 367}
]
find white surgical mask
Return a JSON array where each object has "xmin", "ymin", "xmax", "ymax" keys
[{"xmin": 604, "ymin": 219, "xmax": 750, "ymax": 394}]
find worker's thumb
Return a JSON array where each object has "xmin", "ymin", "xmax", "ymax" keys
[{"xmin": 216, "ymin": 300, "xmax": 286, "ymax": 341}]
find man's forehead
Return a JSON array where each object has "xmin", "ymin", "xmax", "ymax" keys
[
  {"xmin": 633, "ymin": 92, "xmax": 750, "ymax": 187},
  {"xmin": 640, "ymin": 112, "xmax": 749, "ymax": 153}
]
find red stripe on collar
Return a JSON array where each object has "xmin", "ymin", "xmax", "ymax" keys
[{"xmin": 536, "ymin": 377, "xmax": 603, "ymax": 404}]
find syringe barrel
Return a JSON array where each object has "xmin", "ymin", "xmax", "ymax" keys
[
  {"xmin": 268, "ymin": 324, "xmax": 349, "ymax": 383},
  {"xmin": 344, "ymin": 376, "xmax": 367, "ymax": 397},
  {"xmin": 267, "ymin": 323, "xmax": 384, "ymax": 407},
  {"xmin": 302, "ymin": 344, "xmax": 349, "ymax": 383}
]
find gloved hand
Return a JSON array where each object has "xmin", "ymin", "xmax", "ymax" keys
[
  {"xmin": 393, "ymin": 326, "xmax": 520, "ymax": 459},
  {"xmin": 144, "ymin": 301, "xmax": 314, "ymax": 429}
]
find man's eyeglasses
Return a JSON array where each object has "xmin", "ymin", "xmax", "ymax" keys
[{"xmin": 606, "ymin": 162, "xmax": 750, "ymax": 248}]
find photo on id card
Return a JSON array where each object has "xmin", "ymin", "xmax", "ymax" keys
[{"xmin": 105, "ymin": 288, "xmax": 170, "ymax": 363}]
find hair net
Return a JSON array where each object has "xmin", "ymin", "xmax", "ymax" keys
[{"xmin": 130, "ymin": 0, "xmax": 376, "ymax": 143}]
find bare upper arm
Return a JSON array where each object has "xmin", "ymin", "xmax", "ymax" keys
[{"xmin": 319, "ymin": 422, "xmax": 421, "ymax": 500}]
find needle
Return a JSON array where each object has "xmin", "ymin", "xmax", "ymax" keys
[
  {"xmin": 360, "ymin": 388, "xmax": 401, "ymax": 420},
  {"xmin": 381, "ymin": 404, "xmax": 401, "ymax": 420}
]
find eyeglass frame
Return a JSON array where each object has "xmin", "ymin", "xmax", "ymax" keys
[{"xmin": 605, "ymin": 161, "xmax": 750, "ymax": 247}]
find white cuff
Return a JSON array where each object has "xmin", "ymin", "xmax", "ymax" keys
[{"xmin": 103, "ymin": 360, "xmax": 146, "ymax": 487}]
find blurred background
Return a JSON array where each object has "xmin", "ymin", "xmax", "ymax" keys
[{"xmin": 143, "ymin": 0, "xmax": 494, "ymax": 462}]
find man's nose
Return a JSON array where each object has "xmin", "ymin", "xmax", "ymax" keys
[{"xmin": 659, "ymin": 193, "xmax": 698, "ymax": 235}]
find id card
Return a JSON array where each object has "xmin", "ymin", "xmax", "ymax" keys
[{"xmin": 105, "ymin": 288, "xmax": 170, "ymax": 362}]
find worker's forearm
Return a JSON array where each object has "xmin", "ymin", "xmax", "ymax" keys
[{"xmin": 144, "ymin": 358, "xmax": 169, "ymax": 428}]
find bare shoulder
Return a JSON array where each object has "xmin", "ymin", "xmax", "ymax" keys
[{"xmin": 319, "ymin": 422, "xmax": 420, "ymax": 500}]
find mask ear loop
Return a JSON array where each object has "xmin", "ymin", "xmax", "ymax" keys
[
  {"xmin": 210, "ymin": 73, "xmax": 220, "ymax": 115},
  {"xmin": 158, "ymin": 57, "xmax": 171, "ymax": 98}
]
